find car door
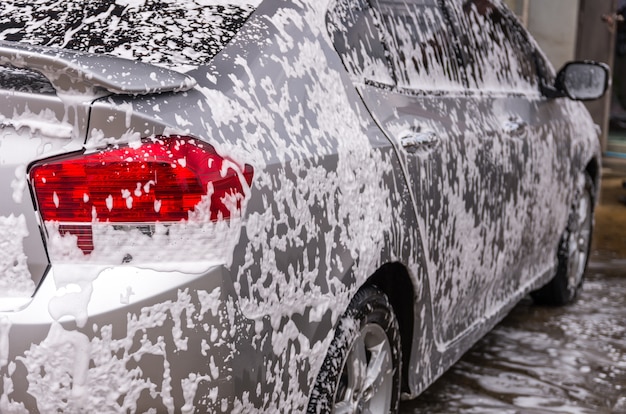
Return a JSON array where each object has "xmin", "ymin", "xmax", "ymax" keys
[
  {"xmin": 446, "ymin": 0, "xmax": 574, "ymax": 308},
  {"xmin": 328, "ymin": 0, "xmax": 520, "ymax": 344}
]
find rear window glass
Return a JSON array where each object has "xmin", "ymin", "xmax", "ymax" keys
[{"xmin": 0, "ymin": 0, "xmax": 260, "ymax": 69}]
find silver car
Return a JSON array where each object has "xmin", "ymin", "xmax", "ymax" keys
[{"xmin": 0, "ymin": 0, "xmax": 608, "ymax": 412}]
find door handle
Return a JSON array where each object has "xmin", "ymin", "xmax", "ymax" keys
[
  {"xmin": 400, "ymin": 130, "xmax": 439, "ymax": 153},
  {"xmin": 502, "ymin": 119, "xmax": 527, "ymax": 136}
]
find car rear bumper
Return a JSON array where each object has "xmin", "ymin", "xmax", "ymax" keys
[{"xmin": 0, "ymin": 263, "xmax": 246, "ymax": 412}]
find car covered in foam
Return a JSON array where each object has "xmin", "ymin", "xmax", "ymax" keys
[{"xmin": 0, "ymin": 0, "xmax": 608, "ymax": 412}]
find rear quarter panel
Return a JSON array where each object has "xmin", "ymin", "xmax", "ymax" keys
[{"xmin": 26, "ymin": 0, "xmax": 426, "ymax": 411}]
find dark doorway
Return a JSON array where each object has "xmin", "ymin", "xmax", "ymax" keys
[{"xmin": 576, "ymin": 0, "xmax": 618, "ymax": 154}]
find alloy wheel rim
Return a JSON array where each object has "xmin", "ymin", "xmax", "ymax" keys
[
  {"xmin": 567, "ymin": 188, "xmax": 592, "ymax": 294},
  {"xmin": 333, "ymin": 323, "xmax": 393, "ymax": 414}
]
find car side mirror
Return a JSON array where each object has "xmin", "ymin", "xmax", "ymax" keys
[{"xmin": 554, "ymin": 61, "xmax": 610, "ymax": 101}]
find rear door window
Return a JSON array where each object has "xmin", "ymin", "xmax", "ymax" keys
[
  {"xmin": 326, "ymin": 0, "xmax": 395, "ymax": 85},
  {"xmin": 373, "ymin": 0, "xmax": 464, "ymax": 91}
]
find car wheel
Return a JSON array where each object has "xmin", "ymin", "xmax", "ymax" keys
[
  {"xmin": 307, "ymin": 286, "xmax": 402, "ymax": 414},
  {"xmin": 532, "ymin": 174, "xmax": 594, "ymax": 305}
]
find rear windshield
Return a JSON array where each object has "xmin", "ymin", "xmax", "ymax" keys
[{"xmin": 0, "ymin": 0, "xmax": 260, "ymax": 69}]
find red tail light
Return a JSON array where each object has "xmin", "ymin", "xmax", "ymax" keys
[{"xmin": 29, "ymin": 136, "xmax": 253, "ymax": 254}]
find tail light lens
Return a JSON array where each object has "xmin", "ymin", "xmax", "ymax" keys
[{"xmin": 29, "ymin": 136, "xmax": 253, "ymax": 255}]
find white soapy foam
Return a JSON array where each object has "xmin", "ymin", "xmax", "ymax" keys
[{"xmin": 0, "ymin": 215, "xmax": 35, "ymax": 297}]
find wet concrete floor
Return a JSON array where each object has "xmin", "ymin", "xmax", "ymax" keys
[{"xmin": 401, "ymin": 169, "xmax": 626, "ymax": 413}]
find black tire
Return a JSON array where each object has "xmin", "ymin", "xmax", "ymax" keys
[
  {"xmin": 532, "ymin": 174, "xmax": 594, "ymax": 305},
  {"xmin": 307, "ymin": 286, "xmax": 402, "ymax": 414}
]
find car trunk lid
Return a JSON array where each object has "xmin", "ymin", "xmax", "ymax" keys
[{"xmin": 0, "ymin": 42, "xmax": 196, "ymax": 309}]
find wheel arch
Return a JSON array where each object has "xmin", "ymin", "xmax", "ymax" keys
[
  {"xmin": 364, "ymin": 262, "xmax": 415, "ymax": 394},
  {"xmin": 585, "ymin": 157, "xmax": 600, "ymax": 201}
]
